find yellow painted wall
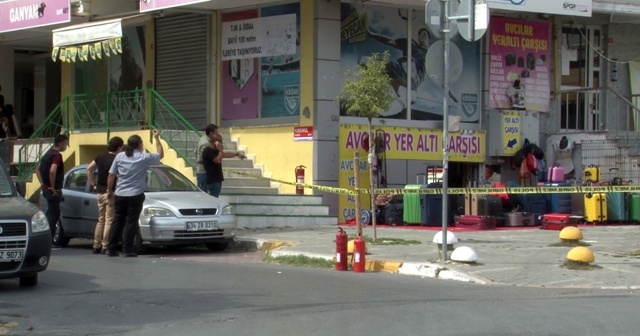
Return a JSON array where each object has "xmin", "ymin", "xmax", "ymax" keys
[
  {"xmin": 299, "ymin": 0, "xmax": 314, "ymax": 126},
  {"xmin": 230, "ymin": 126, "xmax": 313, "ymax": 194}
]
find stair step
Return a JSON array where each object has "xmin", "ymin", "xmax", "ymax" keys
[
  {"xmin": 224, "ymin": 177, "xmax": 271, "ymax": 188},
  {"xmin": 221, "ymin": 186, "xmax": 279, "ymax": 195},
  {"xmin": 235, "ymin": 214, "xmax": 338, "ymax": 229},
  {"xmin": 233, "ymin": 204, "xmax": 329, "ymax": 216},
  {"xmin": 219, "ymin": 194, "xmax": 324, "ymax": 205},
  {"xmin": 224, "ymin": 168, "xmax": 262, "ymax": 178},
  {"xmin": 174, "ymin": 142, "xmax": 238, "ymax": 152},
  {"xmin": 222, "ymin": 159, "xmax": 254, "ymax": 168}
]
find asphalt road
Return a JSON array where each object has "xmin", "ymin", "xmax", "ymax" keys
[{"xmin": 2, "ymin": 242, "xmax": 640, "ymax": 336}]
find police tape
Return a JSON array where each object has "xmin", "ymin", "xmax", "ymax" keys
[
  {"xmin": 372, "ymin": 185, "xmax": 640, "ymax": 195},
  {"xmin": 223, "ymin": 169, "xmax": 640, "ymax": 195},
  {"xmin": 222, "ymin": 168, "xmax": 361, "ymax": 195}
]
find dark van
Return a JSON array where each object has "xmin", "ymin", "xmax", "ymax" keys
[{"xmin": 0, "ymin": 157, "xmax": 51, "ymax": 286}]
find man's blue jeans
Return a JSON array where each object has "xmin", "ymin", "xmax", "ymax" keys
[
  {"xmin": 206, "ymin": 182, "xmax": 222, "ymax": 198},
  {"xmin": 196, "ymin": 172, "xmax": 207, "ymax": 192}
]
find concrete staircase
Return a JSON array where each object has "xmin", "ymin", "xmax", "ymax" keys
[{"xmin": 165, "ymin": 128, "xmax": 337, "ymax": 229}]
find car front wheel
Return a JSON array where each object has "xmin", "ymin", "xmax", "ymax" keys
[
  {"xmin": 205, "ymin": 242, "xmax": 229, "ymax": 252},
  {"xmin": 19, "ymin": 274, "xmax": 38, "ymax": 287},
  {"xmin": 53, "ymin": 220, "xmax": 70, "ymax": 247}
]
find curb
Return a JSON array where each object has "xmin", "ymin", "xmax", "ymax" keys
[
  {"xmin": 399, "ymin": 262, "xmax": 488, "ymax": 284},
  {"xmin": 232, "ymin": 238, "xmax": 292, "ymax": 252},
  {"xmin": 234, "ymin": 238, "xmax": 487, "ymax": 284},
  {"xmin": 269, "ymin": 250, "xmax": 404, "ymax": 273}
]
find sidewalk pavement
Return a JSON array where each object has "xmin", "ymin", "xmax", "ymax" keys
[{"xmin": 236, "ymin": 224, "xmax": 640, "ymax": 289}]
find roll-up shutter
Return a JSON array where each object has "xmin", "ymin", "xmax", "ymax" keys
[{"xmin": 155, "ymin": 13, "xmax": 209, "ymax": 128}]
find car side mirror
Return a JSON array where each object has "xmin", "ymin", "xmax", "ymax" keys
[{"xmin": 14, "ymin": 181, "xmax": 25, "ymax": 198}]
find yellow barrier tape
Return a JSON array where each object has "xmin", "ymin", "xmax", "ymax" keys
[
  {"xmin": 223, "ymin": 168, "xmax": 361, "ymax": 195},
  {"xmin": 223, "ymin": 169, "xmax": 640, "ymax": 195},
  {"xmin": 374, "ymin": 185, "xmax": 640, "ymax": 195}
]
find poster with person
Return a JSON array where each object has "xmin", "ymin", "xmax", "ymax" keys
[
  {"xmin": 488, "ymin": 17, "xmax": 550, "ymax": 112},
  {"xmin": 339, "ymin": 3, "xmax": 481, "ymax": 122}
]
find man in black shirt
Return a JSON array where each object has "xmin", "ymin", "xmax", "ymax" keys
[
  {"xmin": 35, "ymin": 134, "xmax": 69, "ymax": 247},
  {"xmin": 86, "ymin": 137, "xmax": 124, "ymax": 254},
  {"xmin": 201, "ymin": 134, "xmax": 245, "ymax": 197}
]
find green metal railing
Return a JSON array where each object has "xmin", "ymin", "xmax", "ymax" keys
[{"xmin": 17, "ymin": 89, "xmax": 202, "ymax": 182}]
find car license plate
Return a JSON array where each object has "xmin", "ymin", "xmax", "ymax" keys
[
  {"xmin": 0, "ymin": 250, "xmax": 23, "ymax": 262},
  {"xmin": 186, "ymin": 221, "xmax": 218, "ymax": 231}
]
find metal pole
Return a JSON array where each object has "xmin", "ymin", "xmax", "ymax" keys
[
  {"xmin": 440, "ymin": 0, "xmax": 451, "ymax": 261},
  {"xmin": 354, "ymin": 151, "xmax": 362, "ymax": 237},
  {"xmin": 407, "ymin": 10, "xmax": 412, "ymax": 121}
]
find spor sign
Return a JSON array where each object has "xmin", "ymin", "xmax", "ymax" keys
[{"xmin": 487, "ymin": 0, "xmax": 592, "ymax": 17}]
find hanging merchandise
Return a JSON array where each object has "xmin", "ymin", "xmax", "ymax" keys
[
  {"xmin": 70, "ymin": 47, "xmax": 78, "ymax": 62},
  {"xmin": 52, "ymin": 47, "xmax": 60, "ymax": 62},
  {"xmin": 555, "ymin": 136, "xmax": 574, "ymax": 174},
  {"xmin": 108, "ymin": 39, "xmax": 117, "ymax": 55},
  {"xmin": 525, "ymin": 153, "xmax": 538, "ymax": 174},
  {"xmin": 102, "ymin": 40, "xmax": 111, "ymax": 57},
  {"xmin": 89, "ymin": 45, "xmax": 96, "ymax": 60},
  {"xmin": 52, "ymin": 18, "xmax": 123, "ymax": 62},
  {"xmin": 81, "ymin": 45, "xmax": 89, "ymax": 61},
  {"xmin": 115, "ymin": 37, "xmax": 123, "ymax": 54},
  {"xmin": 95, "ymin": 42, "xmax": 102, "ymax": 59}
]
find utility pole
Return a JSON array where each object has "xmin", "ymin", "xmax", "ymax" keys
[{"xmin": 426, "ymin": 0, "xmax": 489, "ymax": 261}]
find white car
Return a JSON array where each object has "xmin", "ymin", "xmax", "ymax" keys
[{"xmin": 41, "ymin": 164, "xmax": 237, "ymax": 253}]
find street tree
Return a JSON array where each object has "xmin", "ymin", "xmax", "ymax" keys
[{"xmin": 336, "ymin": 51, "xmax": 394, "ymax": 241}]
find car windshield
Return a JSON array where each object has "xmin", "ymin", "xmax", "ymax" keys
[
  {"xmin": 145, "ymin": 166, "xmax": 199, "ymax": 192},
  {"xmin": 0, "ymin": 163, "xmax": 14, "ymax": 197}
]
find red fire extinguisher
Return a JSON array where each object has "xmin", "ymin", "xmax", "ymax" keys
[
  {"xmin": 353, "ymin": 235, "xmax": 366, "ymax": 273},
  {"xmin": 295, "ymin": 165, "xmax": 306, "ymax": 195},
  {"xmin": 335, "ymin": 227, "xmax": 348, "ymax": 271}
]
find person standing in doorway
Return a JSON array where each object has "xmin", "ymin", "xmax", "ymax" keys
[
  {"xmin": 0, "ymin": 85, "xmax": 8, "ymax": 140},
  {"xmin": 86, "ymin": 136, "xmax": 124, "ymax": 254},
  {"xmin": 202, "ymin": 133, "xmax": 246, "ymax": 198},
  {"xmin": 35, "ymin": 134, "xmax": 69, "ymax": 249},
  {"xmin": 106, "ymin": 131, "xmax": 163, "ymax": 257}
]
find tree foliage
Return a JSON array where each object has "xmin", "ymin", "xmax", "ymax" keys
[{"xmin": 337, "ymin": 51, "xmax": 394, "ymax": 120}]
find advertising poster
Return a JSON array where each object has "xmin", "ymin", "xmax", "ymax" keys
[
  {"xmin": 110, "ymin": 26, "xmax": 146, "ymax": 91},
  {"xmin": 489, "ymin": 17, "xmax": 550, "ymax": 112},
  {"xmin": 487, "ymin": 0, "xmax": 592, "ymax": 17},
  {"xmin": 501, "ymin": 111, "xmax": 522, "ymax": 155},
  {"xmin": 340, "ymin": 4, "xmax": 481, "ymax": 122},
  {"xmin": 0, "ymin": 0, "xmax": 70, "ymax": 33},
  {"xmin": 221, "ymin": 10, "xmax": 260, "ymax": 120},
  {"xmin": 337, "ymin": 124, "xmax": 486, "ymax": 223},
  {"xmin": 139, "ymin": 0, "xmax": 211, "ymax": 13},
  {"xmin": 260, "ymin": 3, "xmax": 301, "ymax": 118},
  {"xmin": 338, "ymin": 124, "xmax": 371, "ymax": 224}
]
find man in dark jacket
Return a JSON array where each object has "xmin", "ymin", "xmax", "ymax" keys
[{"xmin": 35, "ymin": 134, "xmax": 69, "ymax": 248}]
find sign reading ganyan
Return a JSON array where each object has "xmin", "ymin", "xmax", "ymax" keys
[
  {"xmin": 488, "ymin": 0, "xmax": 592, "ymax": 17},
  {"xmin": 139, "ymin": 0, "xmax": 211, "ymax": 13},
  {"xmin": 0, "ymin": 0, "xmax": 70, "ymax": 34}
]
